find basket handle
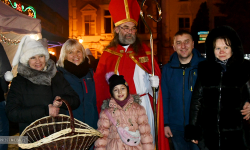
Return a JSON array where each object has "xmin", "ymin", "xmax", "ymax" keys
[{"xmin": 56, "ymin": 99, "xmax": 75, "ymax": 132}]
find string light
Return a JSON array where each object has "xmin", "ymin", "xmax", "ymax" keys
[
  {"xmin": 0, "ymin": 34, "xmax": 20, "ymax": 45},
  {"xmin": 1, "ymin": 0, "xmax": 36, "ymax": 18}
]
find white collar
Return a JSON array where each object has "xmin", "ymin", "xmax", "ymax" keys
[{"xmin": 122, "ymin": 45, "xmax": 130, "ymax": 52}]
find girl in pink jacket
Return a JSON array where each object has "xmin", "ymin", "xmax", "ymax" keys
[{"xmin": 94, "ymin": 73, "xmax": 154, "ymax": 150}]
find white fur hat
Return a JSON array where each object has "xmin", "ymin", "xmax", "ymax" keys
[
  {"xmin": 4, "ymin": 35, "xmax": 49, "ymax": 81},
  {"xmin": 13, "ymin": 35, "xmax": 49, "ymax": 67}
]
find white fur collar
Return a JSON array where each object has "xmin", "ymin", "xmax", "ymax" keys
[{"xmin": 17, "ymin": 59, "xmax": 56, "ymax": 86}]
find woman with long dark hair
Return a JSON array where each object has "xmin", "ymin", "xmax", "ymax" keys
[{"xmin": 185, "ymin": 26, "xmax": 250, "ymax": 150}]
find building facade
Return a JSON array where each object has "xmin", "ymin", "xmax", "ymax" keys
[
  {"xmin": 68, "ymin": 0, "xmax": 159, "ymax": 59},
  {"xmin": 1, "ymin": 0, "xmax": 69, "ymax": 60},
  {"xmin": 69, "ymin": 0, "xmax": 225, "ymax": 64},
  {"xmin": 20, "ymin": 0, "xmax": 69, "ymax": 58},
  {"xmin": 160, "ymin": 0, "xmax": 225, "ymax": 64}
]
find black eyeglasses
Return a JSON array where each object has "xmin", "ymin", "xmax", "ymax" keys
[{"xmin": 119, "ymin": 26, "xmax": 137, "ymax": 33}]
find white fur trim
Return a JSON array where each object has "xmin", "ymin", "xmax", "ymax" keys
[
  {"xmin": 12, "ymin": 35, "xmax": 49, "ymax": 67},
  {"xmin": 4, "ymin": 71, "xmax": 13, "ymax": 82},
  {"xmin": 12, "ymin": 35, "xmax": 28, "ymax": 67},
  {"xmin": 20, "ymin": 47, "xmax": 49, "ymax": 66}
]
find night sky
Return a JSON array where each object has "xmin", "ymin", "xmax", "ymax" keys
[{"xmin": 41, "ymin": 0, "xmax": 68, "ymax": 20}]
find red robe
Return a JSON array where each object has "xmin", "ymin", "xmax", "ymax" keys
[{"xmin": 94, "ymin": 43, "xmax": 169, "ymax": 150}]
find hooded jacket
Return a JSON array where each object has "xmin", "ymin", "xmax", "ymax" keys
[
  {"xmin": 94, "ymin": 94, "xmax": 154, "ymax": 150},
  {"xmin": 57, "ymin": 66, "xmax": 98, "ymax": 129},
  {"xmin": 161, "ymin": 48, "xmax": 205, "ymax": 131},
  {"xmin": 185, "ymin": 26, "xmax": 250, "ymax": 150}
]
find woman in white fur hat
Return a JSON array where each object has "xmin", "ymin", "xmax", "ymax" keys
[{"xmin": 4, "ymin": 35, "xmax": 80, "ymax": 134}]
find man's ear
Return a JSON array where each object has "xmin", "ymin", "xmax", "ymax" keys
[
  {"xmin": 173, "ymin": 45, "xmax": 176, "ymax": 51},
  {"xmin": 115, "ymin": 27, "xmax": 119, "ymax": 34}
]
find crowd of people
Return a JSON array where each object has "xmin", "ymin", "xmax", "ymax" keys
[{"xmin": 1, "ymin": 0, "xmax": 250, "ymax": 150}]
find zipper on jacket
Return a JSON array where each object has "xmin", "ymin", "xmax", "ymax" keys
[
  {"xmin": 83, "ymin": 79, "xmax": 88, "ymax": 93},
  {"xmin": 217, "ymin": 71, "xmax": 223, "ymax": 148},
  {"xmin": 190, "ymin": 71, "xmax": 194, "ymax": 92},
  {"xmin": 183, "ymin": 69, "xmax": 186, "ymax": 127}
]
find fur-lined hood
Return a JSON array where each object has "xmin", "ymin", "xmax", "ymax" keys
[
  {"xmin": 101, "ymin": 94, "xmax": 141, "ymax": 110},
  {"xmin": 205, "ymin": 25, "xmax": 244, "ymax": 65},
  {"xmin": 17, "ymin": 59, "xmax": 57, "ymax": 86}
]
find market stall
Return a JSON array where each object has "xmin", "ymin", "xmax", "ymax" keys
[{"xmin": 0, "ymin": 2, "xmax": 41, "ymax": 64}]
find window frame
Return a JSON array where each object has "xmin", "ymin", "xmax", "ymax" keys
[
  {"xmin": 104, "ymin": 10, "xmax": 113, "ymax": 34},
  {"xmin": 80, "ymin": 4, "xmax": 97, "ymax": 36}
]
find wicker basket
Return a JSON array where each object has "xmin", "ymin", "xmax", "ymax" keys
[{"xmin": 18, "ymin": 99, "xmax": 102, "ymax": 150}]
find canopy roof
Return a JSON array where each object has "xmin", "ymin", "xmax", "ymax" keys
[
  {"xmin": 0, "ymin": 2, "xmax": 41, "ymax": 34},
  {"xmin": 0, "ymin": 2, "xmax": 42, "ymax": 64}
]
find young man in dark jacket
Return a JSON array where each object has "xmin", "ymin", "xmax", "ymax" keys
[{"xmin": 161, "ymin": 30, "xmax": 205, "ymax": 150}]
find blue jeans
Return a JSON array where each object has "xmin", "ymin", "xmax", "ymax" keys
[
  {"xmin": 0, "ymin": 101, "xmax": 9, "ymax": 150},
  {"xmin": 171, "ymin": 129, "xmax": 200, "ymax": 150}
]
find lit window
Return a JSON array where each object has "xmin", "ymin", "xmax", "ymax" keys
[
  {"xmin": 85, "ymin": 15, "xmax": 95, "ymax": 35},
  {"xmin": 80, "ymin": 4, "xmax": 97, "ymax": 36}
]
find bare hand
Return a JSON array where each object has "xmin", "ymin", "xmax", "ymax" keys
[
  {"xmin": 53, "ymin": 96, "xmax": 62, "ymax": 108},
  {"xmin": 192, "ymin": 140, "xmax": 198, "ymax": 144},
  {"xmin": 164, "ymin": 126, "xmax": 173, "ymax": 138},
  {"xmin": 48, "ymin": 104, "xmax": 60, "ymax": 117},
  {"xmin": 241, "ymin": 102, "xmax": 250, "ymax": 120}
]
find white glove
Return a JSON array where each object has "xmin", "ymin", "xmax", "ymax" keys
[{"xmin": 149, "ymin": 75, "xmax": 159, "ymax": 88}]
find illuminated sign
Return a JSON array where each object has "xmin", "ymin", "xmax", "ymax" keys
[
  {"xmin": 199, "ymin": 37, "xmax": 206, "ymax": 41},
  {"xmin": 198, "ymin": 31, "xmax": 209, "ymax": 44},
  {"xmin": 1, "ymin": 0, "xmax": 36, "ymax": 18},
  {"xmin": 198, "ymin": 31, "xmax": 209, "ymax": 35}
]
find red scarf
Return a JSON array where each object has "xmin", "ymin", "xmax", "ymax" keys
[{"xmin": 114, "ymin": 95, "xmax": 130, "ymax": 108}]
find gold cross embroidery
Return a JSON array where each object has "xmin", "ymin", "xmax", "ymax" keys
[{"xmin": 139, "ymin": 56, "xmax": 149, "ymax": 63}]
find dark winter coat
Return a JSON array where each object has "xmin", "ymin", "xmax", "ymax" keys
[
  {"xmin": 6, "ymin": 60, "xmax": 80, "ymax": 133},
  {"xmin": 185, "ymin": 26, "xmax": 250, "ymax": 150},
  {"xmin": 0, "ymin": 43, "xmax": 11, "ymax": 102},
  {"xmin": 57, "ymin": 67, "xmax": 98, "ymax": 129},
  {"xmin": 0, "ymin": 77, "xmax": 8, "ymax": 102},
  {"xmin": 0, "ymin": 43, "xmax": 11, "ymax": 76},
  {"xmin": 161, "ymin": 48, "xmax": 205, "ymax": 131}
]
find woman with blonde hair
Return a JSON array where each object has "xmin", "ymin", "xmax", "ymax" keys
[{"xmin": 57, "ymin": 39, "xmax": 98, "ymax": 132}]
